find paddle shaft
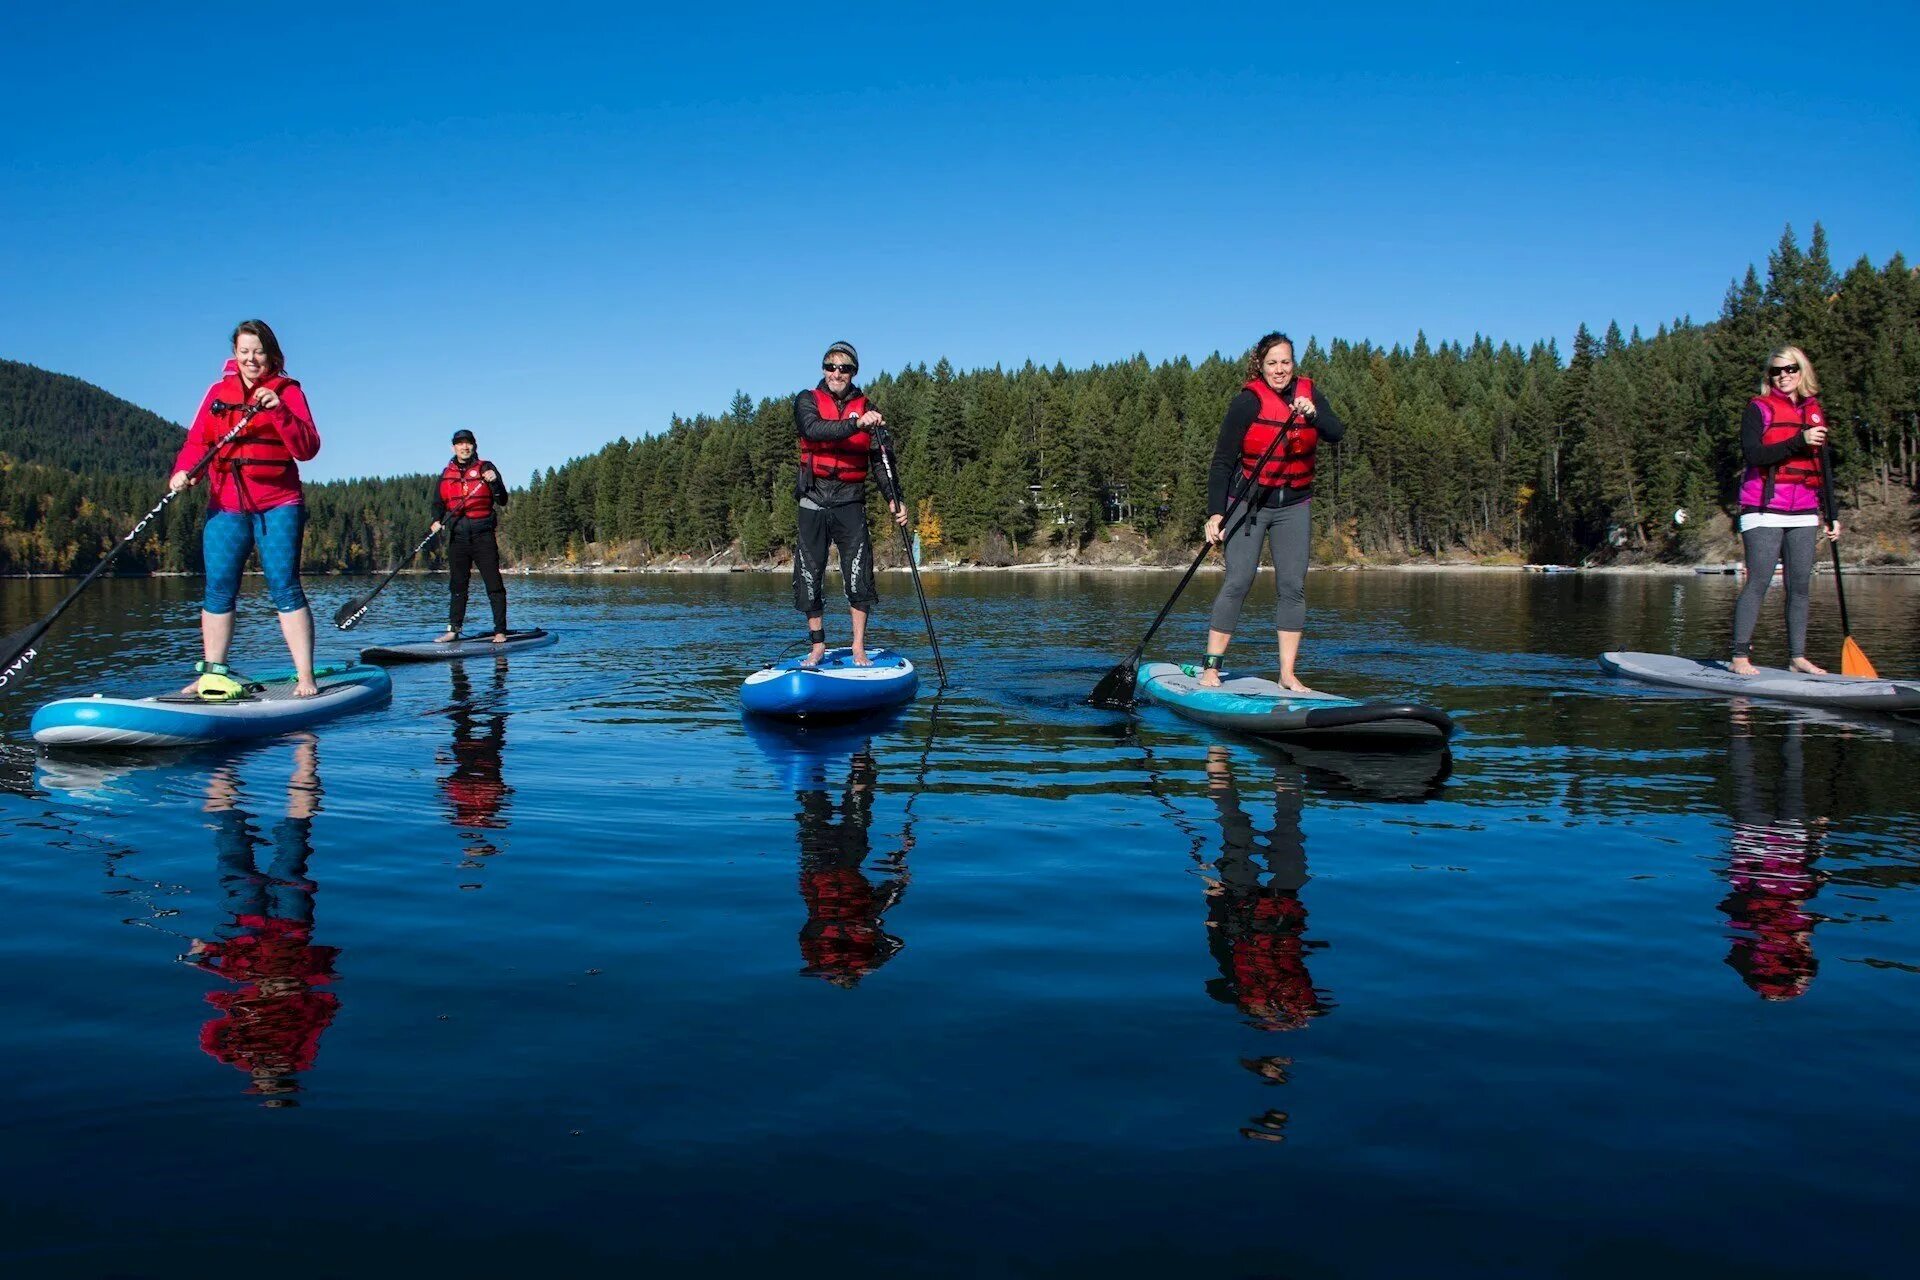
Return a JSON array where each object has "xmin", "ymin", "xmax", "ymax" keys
[
  {"xmin": 1110, "ymin": 410, "xmax": 1301, "ymax": 671},
  {"xmin": 873, "ymin": 429, "xmax": 948, "ymax": 686},
  {"xmin": 334, "ymin": 479, "xmax": 478, "ymax": 629},
  {"xmin": 1818, "ymin": 441, "xmax": 1853, "ymax": 636},
  {"xmin": 0, "ymin": 406, "xmax": 259, "ymax": 692}
]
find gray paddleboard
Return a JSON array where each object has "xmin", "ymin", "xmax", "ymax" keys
[
  {"xmin": 1598, "ymin": 652, "xmax": 1920, "ymax": 712},
  {"xmin": 360, "ymin": 629, "xmax": 558, "ymax": 664}
]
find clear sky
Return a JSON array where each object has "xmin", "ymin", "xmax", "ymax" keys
[{"xmin": 3, "ymin": 1, "xmax": 1915, "ymax": 483}]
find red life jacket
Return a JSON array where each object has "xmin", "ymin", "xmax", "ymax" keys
[
  {"xmin": 1238, "ymin": 376, "xmax": 1318, "ymax": 489},
  {"xmin": 1752, "ymin": 392, "xmax": 1824, "ymax": 495},
  {"xmin": 439, "ymin": 458, "xmax": 497, "ymax": 520},
  {"xmin": 210, "ymin": 373, "xmax": 302, "ymax": 480},
  {"xmin": 799, "ymin": 388, "xmax": 873, "ymax": 482}
]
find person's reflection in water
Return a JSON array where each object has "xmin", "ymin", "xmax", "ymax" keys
[
  {"xmin": 1197, "ymin": 746, "xmax": 1331, "ymax": 1142},
  {"xmin": 184, "ymin": 736, "xmax": 339, "ymax": 1106},
  {"xmin": 796, "ymin": 748, "xmax": 907, "ymax": 987},
  {"xmin": 440, "ymin": 660, "xmax": 511, "ymax": 869},
  {"xmin": 1719, "ymin": 714, "xmax": 1828, "ymax": 1000}
]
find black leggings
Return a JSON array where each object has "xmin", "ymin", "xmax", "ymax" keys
[
  {"xmin": 1731, "ymin": 524, "xmax": 1817, "ymax": 660},
  {"xmin": 449, "ymin": 525, "xmax": 508, "ymax": 633},
  {"xmin": 793, "ymin": 501, "xmax": 878, "ymax": 614}
]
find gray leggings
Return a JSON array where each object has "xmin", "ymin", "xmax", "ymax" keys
[
  {"xmin": 1732, "ymin": 523, "xmax": 1818, "ymax": 659},
  {"xmin": 1207, "ymin": 499, "xmax": 1312, "ymax": 634}
]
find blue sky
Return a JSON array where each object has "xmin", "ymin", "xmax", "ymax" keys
[{"xmin": 3, "ymin": 2, "xmax": 1915, "ymax": 483}]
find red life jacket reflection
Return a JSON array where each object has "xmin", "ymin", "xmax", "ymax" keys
[
  {"xmin": 1238, "ymin": 376, "xmax": 1318, "ymax": 489},
  {"xmin": 799, "ymin": 389, "xmax": 873, "ymax": 482},
  {"xmin": 439, "ymin": 459, "xmax": 497, "ymax": 520}
]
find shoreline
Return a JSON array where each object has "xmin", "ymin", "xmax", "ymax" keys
[{"xmin": 9, "ymin": 560, "xmax": 1920, "ymax": 583}]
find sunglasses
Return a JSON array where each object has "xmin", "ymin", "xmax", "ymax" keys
[
  {"xmin": 822, "ymin": 362, "xmax": 857, "ymax": 374},
  {"xmin": 1769, "ymin": 364, "xmax": 1800, "ymax": 376}
]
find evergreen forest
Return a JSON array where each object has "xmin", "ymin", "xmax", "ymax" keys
[{"xmin": 3, "ymin": 225, "xmax": 1915, "ymax": 578}]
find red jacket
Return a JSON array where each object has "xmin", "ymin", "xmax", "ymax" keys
[
  {"xmin": 439, "ymin": 459, "xmax": 499, "ymax": 521},
  {"xmin": 172, "ymin": 360, "xmax": 320, "ymax": 513}
]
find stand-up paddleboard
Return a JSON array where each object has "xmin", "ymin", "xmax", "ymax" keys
[
  {"xmin": 1598, "ymin": 652, "xmax": 1920, "ymax": 713},
  {"xmin": 742, "ymin": 648, "xmax": 918, "ymax": 718},
  {"xmin": 1139, "ymin": 662, "xmax": 1453, "ymax": 746},
  {"xmin": 31, "ymin": 662, "xmax": 392, "ymax": 749},
  {"xmin": 359, "ymin": 629, "xmax": 558, "ymax": 664}
]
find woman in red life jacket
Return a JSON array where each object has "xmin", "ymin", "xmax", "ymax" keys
[
  {"xmin": 430, "ymin": 429, "xmax": 512, "ymax": 643},
  {"xmin": 1729, "ymin": 346, "xmax": 1841, "ymax": 677},
  {"xmin": 168, "ymin": 320, "xmax": 322, "ymax": 697},
  {"xmin": 792, "ymin": 341, "xmax": 908, "ymax": 667},
  {"xmin": 1198, "ymin": 333, "xmax": 1346, "ymax": 692}
]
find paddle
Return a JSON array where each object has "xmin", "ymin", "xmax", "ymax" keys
[
  {"xmin": 0, "ymin": 402, "xmax": 262, "ymax": 694},
  {"xmin": 1819, "ymin": 441, "xmax": 1876, "ymax": 678},
  {"xmin": 1085, "ymin": 414, "xmax": 1294, "ymax": 710},
  {"xmin": 333, "ymin": 501, "xmax": 470, "ymax": 632},
  {"xmin": 872, "ymin": 425, "xmax": 948, "ymax": 687}
]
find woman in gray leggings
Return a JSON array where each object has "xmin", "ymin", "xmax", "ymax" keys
[
  {"xmin": 1729, "ymin": 344, "xmax": 1841, "ymax": 676},
  {"xmin": 1199, "ymin": 333, "xmax": 1345, "ymax": 691}
]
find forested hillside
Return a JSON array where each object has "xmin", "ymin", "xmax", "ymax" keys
[
  {"xmin": 503, "ymin": 224, "xmax": 1918, "ymax": 567},
  {"xmin": 5, "ymin": 225, "xmax": 1915, "ymax": 577},
  {"xmin": 0, "ymin": 360, "xmax": 443, "ymax": 575}
]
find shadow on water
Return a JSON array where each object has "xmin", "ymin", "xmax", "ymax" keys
[{"xmin": 439, "ymin": 659, "xmax": 514, "ymax": 879}]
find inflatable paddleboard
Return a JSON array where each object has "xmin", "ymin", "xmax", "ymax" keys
[
  {"xmin": 1139, "ymin": 662, "xmax": 1453, "ymax": 745},
  {"xmin": 742, "ymin": 648, "xmax": 918, "ymax": 718},
  {"xmin": 1598, "ymin": 652, "xmax": 1920, "ymax": 713},
  {"xmin": 31, "ymin": 662, "xmax": 392, "ymax": 748},
  {"xmin": 359, "ymin": 628, "xmax": 558, "ymax": 664}
]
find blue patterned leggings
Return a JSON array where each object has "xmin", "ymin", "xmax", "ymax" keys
[{"xmin": 203, "ymin": 504, "xmax": 308, "ymax": 615}]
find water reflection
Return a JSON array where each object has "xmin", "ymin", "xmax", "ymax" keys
[
  {"xmin": 747, "ymin": 715, "xmax": 911, "ymax": 987},
  {"xmin": 1718, "ymin": 713, "xmax": 1828, "ymax": 1001},
  {"xmin": 440, "ymin": 660, "xmax": 513, "ymax": 871},
  {"xmin": 182, "ymin": 736, "xmax": 340, "ymax": 1106}
]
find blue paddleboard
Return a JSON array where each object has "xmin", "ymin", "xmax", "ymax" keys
[
  {"xmin": 32, "ymin": 662, "xmax": 392, "ymax": 748},
  {"xmin": 741, "ymin": 648, "xmax": 918, "ymax": 718}
]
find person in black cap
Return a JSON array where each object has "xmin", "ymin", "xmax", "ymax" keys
[
  {"xmin": 432, "ymin": 429, "xmax": 511, "ymax": 644},
  {"xmin": 793, "ymin": 341, "xmax": 908, "ymax": 666}
]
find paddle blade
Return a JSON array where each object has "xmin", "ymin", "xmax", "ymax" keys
[
  {"xmin": 0, "ymin": 620, "xmax": 51, "ymax": 694},
  {"xmin": 1086, "ymin": 661, "xmax": 1139, "ymax": 710},
  {"xmin": 1841, "ymin": 636, "xmax": 1878, "ymax": 679},
  {"xmin": 333, "ymin": 593, "xmax": 377, "ymax": 631}
]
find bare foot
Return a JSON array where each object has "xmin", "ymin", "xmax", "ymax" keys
[
  {"xmin": 1198, "ymin": 668, "xmax": 1223, "ymax": 687},
  {"xmin": 851, "ymin": 647, "xmax": 872, "ymax": 667},
  {"xmin": 802, "ymin": 644, "xmax": 826, "ymax": 668},
  {"xmin": 1727, "ymin": 657, "xmax": 1760, "ymax": 677},
  {"xmin": 436, "ymin": 630, "xmax": 460, "ymax": 644},
  {"xmin": 491, "ymin": 632, "xmax": 509, "ymax": 644},
  {"xmin": 294, "ymin": 679, "xmax": 320, "ymax": 697},
  {"xmin": 1279, "ymin": 676, "xmax": 1322, "ymax": 696},
  {"xmin": 1789, "ymin": 657, "xmax": 1828, "ymax": 675}
]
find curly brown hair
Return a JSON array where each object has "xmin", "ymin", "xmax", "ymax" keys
[{"xmin": 1245, "ymin": 332, "xmax": 1294, "ymax": 381}]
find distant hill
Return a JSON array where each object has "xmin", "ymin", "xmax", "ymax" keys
[
  {"xmin": 0, "ymin": 358, "xmax": 475, "ymax": 576},
  {"xmin": 0, "ymin": 358, "xmax": 184, "ymax": 475}
]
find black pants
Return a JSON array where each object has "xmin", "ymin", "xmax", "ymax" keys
[
  {"xmin": 449, "ymin": 524, "xmax": 508, "ymax": 633},
  {"xmin": 793, "ymin": 501, "xmax": 878, "ymax": 614}
]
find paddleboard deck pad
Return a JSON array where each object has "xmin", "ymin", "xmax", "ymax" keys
[
  {"xmin": 1139, "ymin": 662, "xmax": 1453, "ymax": 745},
  {"xmin": 32, "ymin": 662, "xmax": 393, "ymax": 748},
  {"xmin": 360, "ymin": 629, "xmax": 558, "ymax": 664},
  {"xmin": 742, "ymin": 647, "xmax": 918, "ymax": 718},
  {"xmin": 1599, "ymin": 652, "xmax": 1920, "ymax": 713}
]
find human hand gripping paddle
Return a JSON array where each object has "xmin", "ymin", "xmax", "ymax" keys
[
  {"xmin": 871, "ymin": 424, "xmax": 948, "ymax": 687},
  {"xmin": 332, "ymin": 478, "xmax": 478, "ymax": 631},
  {"xmin": 1085, "ymin": 415, "xmax": 1295, "ymax": 709},
  {"xmin": 1819, "ymin": 440, "xmax": 1876, "ymax": 678},
  {"xmin": 0, "ymin": 401, "xmax": 262, "ymax": 695}
]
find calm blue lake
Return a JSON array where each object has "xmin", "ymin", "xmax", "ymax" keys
[{"xmin": 2, "ymin": 569, "xmax": 1918, "ymax": 1277}]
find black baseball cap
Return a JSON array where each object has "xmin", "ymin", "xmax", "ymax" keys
[{"xmin": 451, "ymin": 429, "xmax": 477, "ymax": 444}]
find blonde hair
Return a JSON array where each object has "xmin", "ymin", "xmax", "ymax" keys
[{"xmin": 1760, "ymin": 345, "xmax": 1820, "ymax": 398}]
